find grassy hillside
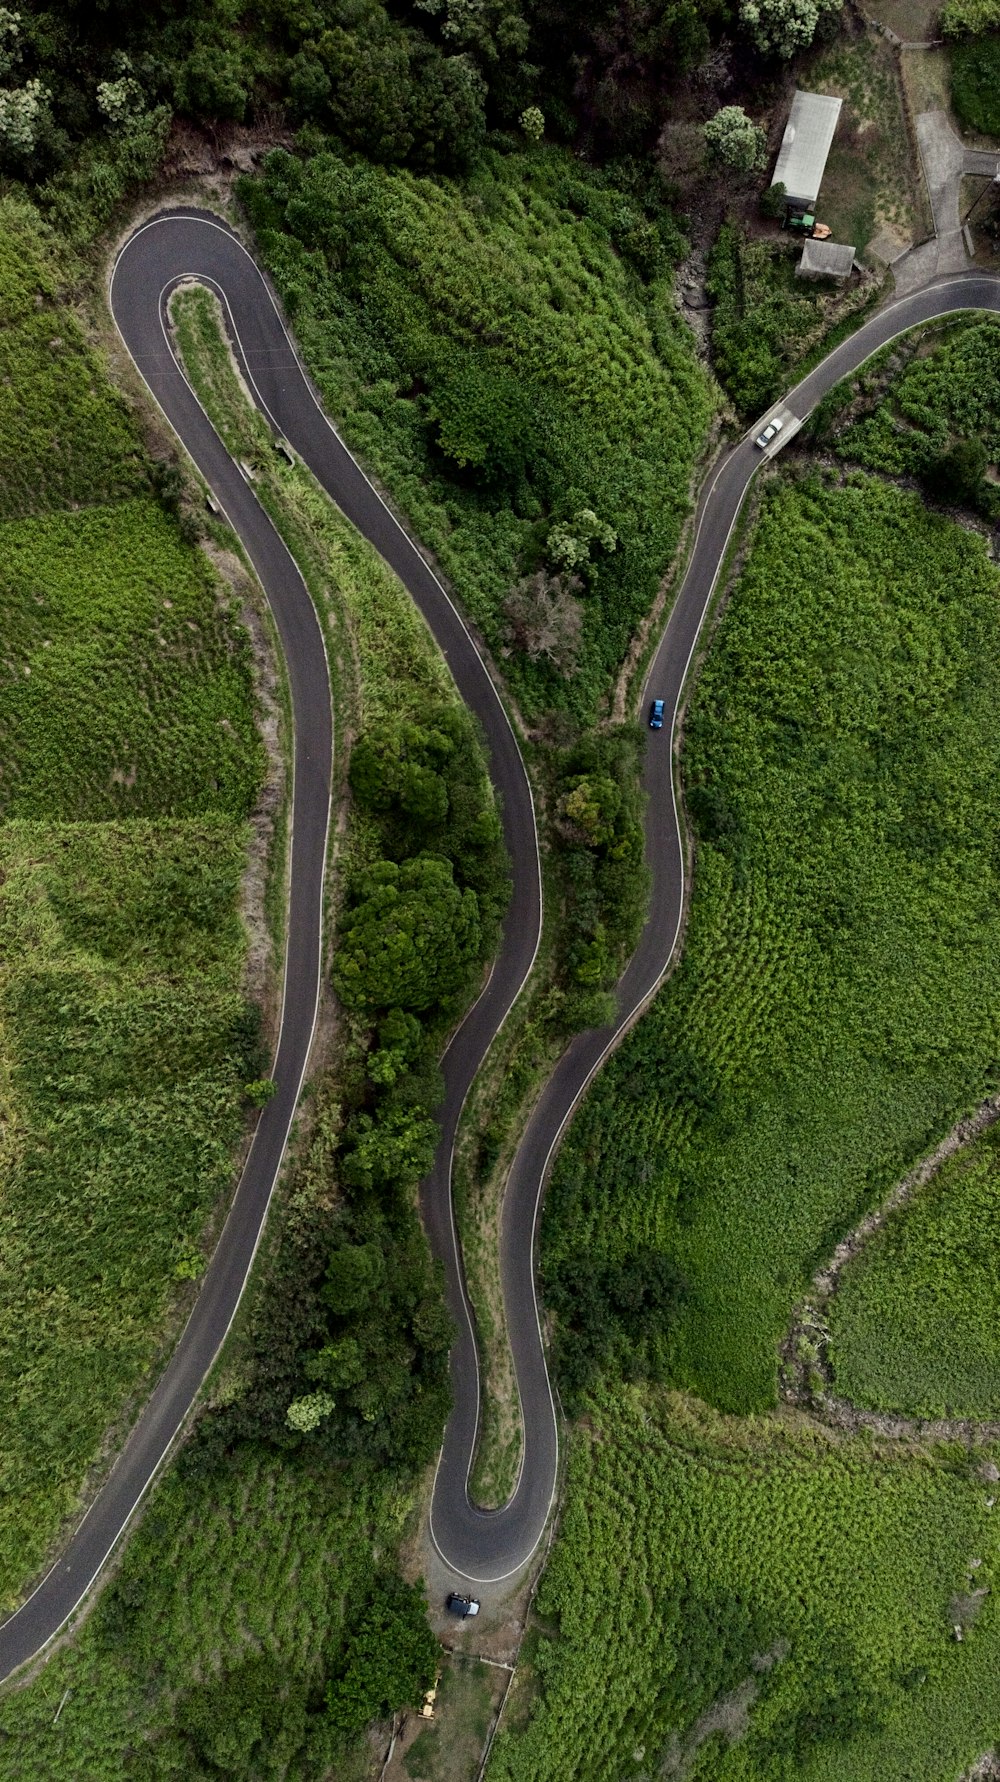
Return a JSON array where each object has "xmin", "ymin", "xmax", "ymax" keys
[
  {"xmin": 830, "ymin": 1126, "xmax": 1000, "ymax": 1419},
  {"xmin": 488, "ymin": 1388, "xmax": 1000, "ymax": 1782},
  {"xmin": 0, "ymin": 275, "xmax": 514, "ymax": 1778},
  {"xmin": 241, "ymin": 143, "xmax": 715, "ymax": 723},
  {"xmin": 542, "ymin": 471, "xmax": 1000, "ymax": 1414},
  {"xmin": 814, "ymin": 313, "xmax": 1000, "ymax": 482},
  {"xmin": 0, "ymin": 1447, "xmax": 407, "ymax": 1781},
  {"xmin": 0, "ymin": 201, "xmax": 267, "ymax": 1604}
]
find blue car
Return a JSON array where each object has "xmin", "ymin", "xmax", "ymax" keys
[{"xmin": 649, "ymin": 698, "xmax": 665, "ymax": 730}]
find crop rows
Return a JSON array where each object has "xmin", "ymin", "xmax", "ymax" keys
[
  {"xmin": 543, "ymin": 472, "xmax": 1000, "ymax": 1411},
  {"xmin": 830, "ymin": 1125, "xmax": 1000, "ymax": 1419},
  {"xmin": 488, "ymin": 1386, "xmax": 1000, "ymax": 1782}
]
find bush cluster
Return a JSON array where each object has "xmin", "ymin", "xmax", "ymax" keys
[{"xmin": 551, "ymin": 725, "xmax": 649, "ymax": 1030}]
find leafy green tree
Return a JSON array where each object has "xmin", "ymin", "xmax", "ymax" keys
[
  {"xmin": 760, "ymin": 178, "xmax": 787, "ymax": 219},
  {"xmin": 428, "ymin": 351, "xmax": 544, "ymax": 484},
  {"xmin": 739, "ymin": 0, "xmax": 841, "ymax": 58},
  {"xmin": 520, "ymin": 103, "xmax": 544, "ymax": 140},
  {"xmin": 925, "ymin": 435, "xmax": 988, "ymax": 506},
  {"xmin": 177, "ymin": 1652, "xmax": 310, "ymax": 1777},
  {"xmin": 326, "ymin": 1576, "xmax": 439, "ymax": 1742},
  {"xmin": 547, "ymin": 507, "xmax": 617, "ymax": 577},
  {"xmin": 704, "ymin": 104, "xmax": 766, "ymax": 175},
  {"xmin": 285, "ymin": 1390, "xmax": 335, "ymax": 1432},
  {"xmin": 333, "ymin": 856, "xmax": 480, "ymax": 1012},
  {"xmin": 367, "ymin": 1008, "xmax": 425, "ymax": 1085},
  {"xmin": 559, "ymin": 774, "xmax": 622, "ymax": 847},
  {"xmin": 942, "ymin": 0, "xmax": 1000, "ymax": 31},
  {"xmin": 340, "ymin": 1103, "xmax": 439, "ymax": 1193}
]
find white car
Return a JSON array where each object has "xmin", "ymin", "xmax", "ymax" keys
[{"xmin": 755, "ymin": 416, "xmax": 784, "ymax": 450}]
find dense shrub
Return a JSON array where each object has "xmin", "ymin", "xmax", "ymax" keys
[
  {"xmin": 552, "ymin": 725, "xmax": 650, "ymax": 1024},
  {"xmin": 821, "ymin": 315, "xmax": 1000, "ymax": 519},
  {"xmin": 951, "ymin": 31, "xmax": 1000, "ymax": 135}
]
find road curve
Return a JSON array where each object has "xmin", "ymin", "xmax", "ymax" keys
[
  {"xmin": 430, "ymin": 267, "xmax": 1000, "ymax": 1584},
  {"xmin": 0, "ymin": 214, "xmax": 998, "ymax": 1680}
]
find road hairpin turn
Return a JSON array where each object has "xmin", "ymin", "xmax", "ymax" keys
[{"xmin": 0, "ymin": 207, "xmax": 995, "ymax": 1678}]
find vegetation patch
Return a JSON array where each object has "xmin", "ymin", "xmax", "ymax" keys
[
  {"xmin": 951, "ymin": 32, "xmax": 1000, "ymax": 138},
  {"xmin": 240, "ymin": 142, "xmax": 714, "ymax": 723},
  {"xmin": 0, "ymin": 210, "xmax": 267, "ymax": 1607},
  {"xmin": 813, "ymin": 313, "xmax": 1000, "ymax": 514},
  {"xmin": 487, "ymin": 1388, "xmax": 1000, "ymax": 1782},
  {"xmin": 542, "ymin": 472, "xmax": 1000, "ymax": 1415},
  {"xmin": 706, "ymin": 224, "xmax": 877, "ymax": 418},
  {"xmin": 0, "ymin": 498, "xmax": 263, "ymax": 818},
  {"xmin": 830, "ymin": 1127, "xmax": 1000, "ymax": 1419},
  {"xmin": 0, "ymin": 1446, "xmax": 429, "ymax": 1781}
]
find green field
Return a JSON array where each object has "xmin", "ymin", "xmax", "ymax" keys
[
  {"xmin": 0, "ymin": 202, "xmax": 145, "ymax": 516},
  {"xmin": 0, "ymin": 499, "xmax": 262, "ymax": 818},
  {"xmin": 829, "ymin": 1126, "xmax": 1000, "ymax": 1418},
  {"xmin": 0, "ymin": 204, "xmax": 266, "ymax": 1606},
  {"xmin": 0, "ymin": 820, "xmax": 257, "ymax": 1601},
  {"xmin": 542, "ymin": 471, "xmax": 1000, "ymax": 1414},
  {"xmin": 817, "ymin": 313, "xmax": 1000, "ymax": 477},
  {"xmin": 0, "ymin": 1445, "xmax": 412, "ymax": 1781},
  {"xmin": 241, "ymin": 143, "xmax": 715, "ymax": 722},
  {"xmin": 488, "ymin": 1388, "xmax": 1000, "ymax": 1782}
]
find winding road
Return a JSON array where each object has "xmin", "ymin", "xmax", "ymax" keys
[{"xmin": 0, "ymin": 210, "xmax": 998, "ymax": 1679}]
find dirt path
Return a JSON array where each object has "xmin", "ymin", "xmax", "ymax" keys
[{"xmin": 781, "ymin": 1090, "xmax": 1000, "ymax": 1440}]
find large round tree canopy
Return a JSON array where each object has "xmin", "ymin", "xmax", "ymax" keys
[{"xmin": 333, "ymin": 855, "xmax": 481, "ymax": 1012}]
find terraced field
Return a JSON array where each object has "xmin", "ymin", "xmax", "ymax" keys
[{"xmin": 0, "ymin": 200, "xmax": 266, "ymax": 1603}]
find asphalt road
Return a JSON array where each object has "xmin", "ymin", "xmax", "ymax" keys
[{"xmin": 0, "ymin": 211, "xmax": 996, "ymax": 1678}]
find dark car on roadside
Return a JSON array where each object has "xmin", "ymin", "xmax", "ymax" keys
[
  {"xmin": 446, "ymin": 1593, "xmax": 480, "ymax": 1618},
  {"xmin": 649, "ymin": 698, "xmax": 665, "ymax": 730}
]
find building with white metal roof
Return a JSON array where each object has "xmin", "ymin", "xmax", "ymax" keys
[{"xmin": 771, "ymin": 91, "xmax": 843, "ymax": 208}]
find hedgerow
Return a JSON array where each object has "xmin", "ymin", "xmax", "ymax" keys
[
  {"xmin": 543, "ymin": 472, "xmax": 1000, "ymax": 1413},
  {"xmin": 240, "ymin": 142, "xmax": 714, "ymax": 722},
  {"xmin": 830, "ymin": 1126, "xmax": 1000, "ymax": 1419},
  {"xmin": 487, "ymin": 1387, "xmax": 1000, "ymax": 1782}
]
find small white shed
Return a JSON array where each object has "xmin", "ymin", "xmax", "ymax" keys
[{"xmin": 796, "ymin": 239, "xmax": 857, "ymax": 281}]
